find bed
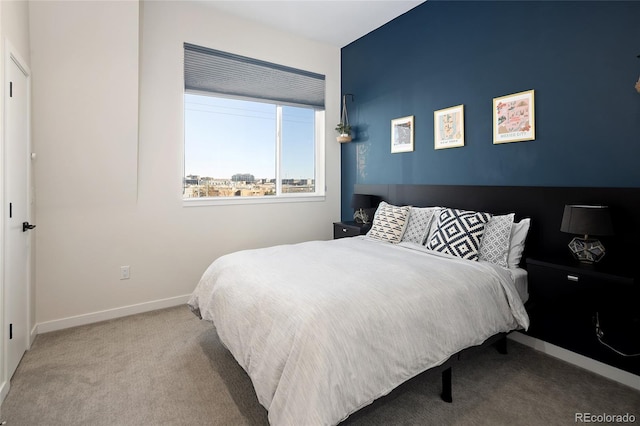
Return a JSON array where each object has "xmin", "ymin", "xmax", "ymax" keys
[{"xmin": 189, "ymin": 202, "xmax": 530, "ymax": 425}]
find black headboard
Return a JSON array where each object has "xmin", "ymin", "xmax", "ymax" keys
[{"xmin": 354, "ymin": 184, "xmax": 640, "ymax": 276}]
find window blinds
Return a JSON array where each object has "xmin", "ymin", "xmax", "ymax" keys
[{"xmin": 184, "ymin": 43, "xmax": 325, "ymax": 109}]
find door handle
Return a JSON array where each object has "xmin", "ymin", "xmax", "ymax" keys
[{"xmin": 22, "ymin": 222, "xmax": 36, "ymax": 232}]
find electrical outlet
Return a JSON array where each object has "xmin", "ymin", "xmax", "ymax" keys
[{"xmin": 120, "ymin": 266, "xmax": 130, "ymax": 280}]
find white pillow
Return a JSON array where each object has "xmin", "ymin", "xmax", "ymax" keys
[
  {"xmin": 401, "ymin": 207, "xmax": 440, "ymax": 244},
  {"xmin": 479, "ymin": 213, "xmax": 515, "ymax": 268},
  {"xmin": 366, "ymin": 201, "xmax": 410, "ymax": 244},
  {"xmin": 507, "ymin": 218, "xmax": 531, "ymax": 268}
]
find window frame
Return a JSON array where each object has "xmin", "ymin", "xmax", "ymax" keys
[{"xmin": 182, "ymin": 90, "xmax": 326, "ymax": 207}]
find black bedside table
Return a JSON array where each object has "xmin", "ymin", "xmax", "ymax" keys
[
  {"xmin": 333, "ymin": 221, "xmax": 371, "ymax": 239},
  {"xmin": 525, "ymin": 257, "xmax": 640, "ymax": 375}
]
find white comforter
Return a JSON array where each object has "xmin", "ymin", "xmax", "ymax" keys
[{"xmin": 188, "ymin": 236, "xmax": 529, "ymax": 426}]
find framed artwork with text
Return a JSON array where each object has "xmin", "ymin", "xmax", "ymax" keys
[
  {"xmin": 493, "ymin": 90, "xmax": 535, "ymax": 144},
  {"xmin": 434, "ymin": 104, "xmax": 464, "ymax": 150}
]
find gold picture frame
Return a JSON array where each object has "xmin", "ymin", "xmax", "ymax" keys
[
  {"xmin": 493, "ymin": 90, "xmax": 535, "ymax": 144},
  {"xmin": 391, "ymin": 116, "xmax": 414, "ymax": 153},
  {"xmin": 434, "ymin": 104, "xmax": 464, "ymax": 150}
]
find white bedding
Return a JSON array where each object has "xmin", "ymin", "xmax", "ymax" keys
[
  {"xmin": 188, "ymin": 236, "xmax": 529, "ymax": 426},
  {"xmin": 508, "ymin": 266, "xmax": 529, "ymax": 303}
]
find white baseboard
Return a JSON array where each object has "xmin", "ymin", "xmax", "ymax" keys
[
  {"xmin": 0, "ymin": 379, "xmax": 9, "ymax": 407},
  {"xmin": 35, "ymin": 295, "xmax": 191, "ymax": 334},
  {"xmin": 30, "ymin": 324, "xmax": 37, "ymax": 348},
  {"xmin": 508, "ymin": 331, "xmax": 640, "ymax": 391}
]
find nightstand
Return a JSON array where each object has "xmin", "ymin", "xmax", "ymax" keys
[
  {"xmin": 333, "ymin": 221, "xmax": 370, "ymax": 239},
  {"xmin": 525, "ymin": 257, "xmax": 640, "ymax": 375}
]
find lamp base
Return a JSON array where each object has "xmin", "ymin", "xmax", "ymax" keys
[
  {"xmin": 354, "ymin": 208, "xmax": 369, "ymax": 224},
  {"xmin": 568, "ymin": 237, "xmax": 606, "ymax": 263}
]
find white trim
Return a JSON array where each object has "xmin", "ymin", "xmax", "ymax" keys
[
  {"xmin": 183, "ymin": 194, "xmax": 326, "ymax": 207},
  {"xmin": 508, "ymin": 331, "xmax": 640, "ymax": 391},
  {"xmin": 36, "ymin": 295, "xmax": 191, "ymax": 334},
  {"xmin": 315, "ymin": 109, "xmax": 326, "ymax": 196},
  {"xmin": 30, "ymin": 323, "xmax": 37, "ymax": 346},
  {"xmin": 0, "ymin": 378, "xmax": 8, "ymax": 407},
  {"xmin": 276, "ymin": 105, "xmax": 283, "ymax": 195}
]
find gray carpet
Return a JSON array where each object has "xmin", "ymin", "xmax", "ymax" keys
[{"xmin": 2, "ymin": 306, "xmax": 638, "ymax": 425}]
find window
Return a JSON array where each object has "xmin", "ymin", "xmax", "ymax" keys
[{"xmin": 183, "ymin": 43, "xmax": 325, "ymax": 202}]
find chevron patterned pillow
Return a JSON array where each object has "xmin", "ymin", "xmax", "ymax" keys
[
  {"xmin": 367, "ymin": 201, "xmax": 410, "ymax": 244},
  {"xmin": 427, "ymin": 208, "xmax": 492, "ymax": 261}
]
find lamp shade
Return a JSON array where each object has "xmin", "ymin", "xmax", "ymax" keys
[
  {"xmin": 350, "ymin": 194, "xmax": 374, "ymax": 209},
  {"xmin": 560, "ymin": 205, "xmax": 613, "ymax": 236}
]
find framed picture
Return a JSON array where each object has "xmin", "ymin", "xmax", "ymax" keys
[
  {"xmin": 434, "ymin": 104, "xmax": 464, "ymax": 149},
  {"xmin": 391, "ymin": 116, "xmax": 414, "ymax": 153},
  {"xmin": 493, "ymin": 90, "xmax": 535, "ymax": 144}
]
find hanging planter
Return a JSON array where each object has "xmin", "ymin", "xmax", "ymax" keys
[
  {"xmin": 336, "ymin": 129, "xmax": 352, "ymax": 143},
  {"xmin": 336, "ymin": 94, "xmax": 353, "ymax": 143}
]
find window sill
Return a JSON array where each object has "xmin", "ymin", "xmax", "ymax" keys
[{"xmin": 183, "ymin": 194, "xmax": 326, "ymax": 207}]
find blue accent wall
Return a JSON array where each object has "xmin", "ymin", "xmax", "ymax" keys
[{"xmin": 340, "ymin": 1, "xmax": 640, "ymax": 220}]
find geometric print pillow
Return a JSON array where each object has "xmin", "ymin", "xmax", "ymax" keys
[
  {"xmin": 367, "ymin": 201, "xmax": 410, "ymax": 244},
  {"xmin": 401, "ymin": 207, "xmax": 440, "ymax": 244},
  {"xmin": 479, "ymin": 213, "xmax": 515, "ymax": 268},
  {"xmin": 427, "ymin": 208, "xmax": 492, "ymax": 261}
]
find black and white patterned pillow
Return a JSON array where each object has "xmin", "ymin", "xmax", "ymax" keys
[
  {"xmin": 427, "ymin": 208, "xmax": 492, "ymax": 261},
  {"xmin": 479, "ymin": 213, "xmax": 514, "ymax": 268},
  {"xmin": 401, "ymin": 207, "xmax": 440, "ymax": 244},
  {"xmin": 367, "ymin": 202, "xmax": 410, "ymax": 244}
]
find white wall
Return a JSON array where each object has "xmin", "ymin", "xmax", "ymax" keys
[
  {"xmin": 29, "ymin": 0, "xmax": 140, "ymax": 326},
  {"xmin": 30, "ymin": 0, "xmax": 341, "ymax": 328}
]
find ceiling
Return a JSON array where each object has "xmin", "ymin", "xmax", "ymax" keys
[{"xmin": 199, "ymin": 1, "xmax": 426, "ymax": 47}]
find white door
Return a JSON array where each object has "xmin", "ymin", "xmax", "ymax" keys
[{"xmin": 4, "ymin": 51, "xmax": 32, "ymax": 379}]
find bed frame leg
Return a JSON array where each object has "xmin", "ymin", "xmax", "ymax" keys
[
  {"xmin": 441, "ymin": 366, "xmax": 452, "ymax": 403},
  {"xmin": 496, "ymin": 335, "xmax": 507, "ymax": 355}
]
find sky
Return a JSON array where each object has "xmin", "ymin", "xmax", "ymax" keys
[{"xmin": 184, "ymin": 94, "xmax": 315, "ymax": 180}]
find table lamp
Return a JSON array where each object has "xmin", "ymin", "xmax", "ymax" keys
[{"xmin": 560, "ymin": 205, "xmax": 613, "ymax": 263}]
